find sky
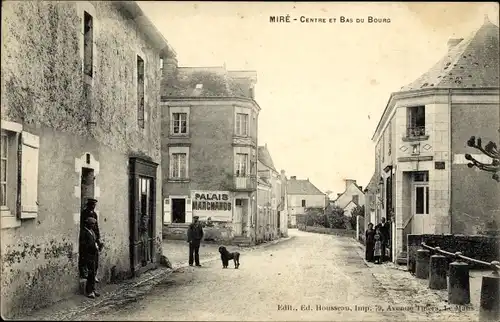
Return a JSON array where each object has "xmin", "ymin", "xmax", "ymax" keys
[{"xmin": 138, "ymin": 1, "xmax": 499, "ymax": 196}]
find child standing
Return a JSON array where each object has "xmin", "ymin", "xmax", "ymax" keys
[{"xmin": 374, "ymin": 228, "xmax": 382, "ymax": 264}]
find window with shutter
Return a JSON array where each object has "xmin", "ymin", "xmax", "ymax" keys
[
  {"xmin": 168, "ymin": 146, "xmax": 189, "ymax": 180},
  {"xmin": 20, "ymin": 131, "xmax": 39, "ymax": 219},
  {"xmin": 163, "ymin": 198, "xmax": 171, "ymax": 224}
]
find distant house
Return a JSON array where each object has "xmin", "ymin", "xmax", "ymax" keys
[
  {"xmin": 332, "ymin": 179, "xmax": 365, "ymax": 216},
  {"xmin": 285, "ymin": 174, "xmax": 326, "ymax": 228},
  {"xmin": 343, "ymin": 200, "xmax": 359, "ymax": 218}
]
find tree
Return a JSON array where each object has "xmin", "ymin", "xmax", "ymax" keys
[
  {"xmin": 304, "ymin": 207, "xmax": 326, "ymax": 227},
  {"xmin": 351, "ymin": 205, "xmax": 365, "ymax": 218},
  {"xmin": 325, "ymin": 205, "xmax": 348, "ymax": 229},
  {"xmin": 465, "ymin": 136, "xmax": 499, "ymax": 182}
]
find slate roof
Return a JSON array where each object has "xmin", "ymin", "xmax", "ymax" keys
[
  {"xmin": 400, "ymin": 17, "xmax": 499, "ymax": 92},
  {"xmin": 258, "ymin": 145, "xmax": 277, "ymax": 172},
  {"xmin": 287, "ymin": 178, "xmax": 325, "ymax": 195},
  {"xmin": 164, "ymin": 66, "xmax": 257, "ymax": 98}
]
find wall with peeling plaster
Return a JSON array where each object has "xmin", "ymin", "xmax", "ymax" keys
[{"xmin": 1, "ymin": 1, "xmax": 168, "ymax": 317}]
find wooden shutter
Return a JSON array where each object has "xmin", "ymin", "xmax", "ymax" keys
[
  {"xmin": 20, "ymin": 131, "xmax": 40, "ymax": 219},
  {"xmin": 185, "ymin": 197, "xmax": 192, "ymax": 223},
  {"xmin": 163, "ymin": 198, "xmax": 171, "ymax": 224},
  {"xmin": 235, "ymin": 114, "xmax": 241, "ymax": 135}
]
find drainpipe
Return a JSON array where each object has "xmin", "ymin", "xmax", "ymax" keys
[
  {"xmin": 448, "ymin": 88, "xmax": 453, "ymax": 234},
  {"xmin": 253, "ymin": 192, "xmax": 257, "ymax": 242},
  {"xmin": 16, "ymin": 132, "xmax": 22, "ymax": 219}
]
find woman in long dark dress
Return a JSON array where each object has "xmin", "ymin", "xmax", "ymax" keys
[{"xmin": 365, "ymin": 223, "xmax": 375, "ymax": 262}]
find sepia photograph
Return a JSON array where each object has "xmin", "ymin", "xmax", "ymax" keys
[{"xmin": 0, "ymin": 1, "xmax": 499, "ymax": 321}]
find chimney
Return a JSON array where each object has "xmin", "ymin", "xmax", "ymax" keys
[
  {"xmin": 337, "ymin": 193, "xmax": 342, "ymax": 197},
  {"xmin": 290, "ymin": 176, "xmax": 297, "ymax": 180},
  {"xmin": 345, "ymin": 179, "xmax": 356, "ymax": 189},
  {"xmin": 359, "ymin": 186, "xmax": 363, "ymax": 191},
  {"xmin": 447, "ymin": 38, "xmax": 463, "ymax": 52},
  {"xmin": 281, "ymin": 169, "xmax": 286, "ymax": 175}
]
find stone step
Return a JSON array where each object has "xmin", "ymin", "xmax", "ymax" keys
[
  {"xmin": 233, "ymin": 239, "xmax": 250, "ymax": 242},
  {"xmin": 396, "ymin": 256, "xmax": 408, "ymax": 266},
  {"xmin": 233, "ymin": 236, "xmax": 251, "ymax": 241},
  {"xmin": 165, "ymin": 223, "xmax": 190, "ymax": 228}
]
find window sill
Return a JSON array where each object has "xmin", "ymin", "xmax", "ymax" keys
[
  {"xmin": 402, "ymin": 135, "xmax": 429, "ymax": 142},
  {"xmin": 1, "ymin": 209, "xmax": 21, "ymax": 229},
  {"xmin": 169, "ymin": 133, "xmax": 190, "ymax": 138},
  {"xmin": 167, "ymin": 178, "xmax": 190, "ymax": 183}
]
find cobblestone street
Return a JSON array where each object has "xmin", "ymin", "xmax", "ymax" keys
[{"xmin": 70, "ymin": 230, "xmax": 479, "ymax": 321}]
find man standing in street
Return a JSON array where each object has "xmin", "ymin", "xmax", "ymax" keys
[
  {"xmin": 379, "ymin": 217, "xmax": 391, "ymax": 262},
  {"xmin": 80, "ymin": 217, "xmax": 100, "ymax": 298},
  {"xmin": 187, "ymin": 216, "xmax": 204, "ymax": 267},
  {"xmin": 80, "ymin": 198, "xmax": 104, "ymax": 281}
]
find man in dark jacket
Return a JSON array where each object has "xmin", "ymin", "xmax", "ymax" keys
[
  {"xmin": 187, "ymin": 216, "xmax": 204, "ymax": 267},
  {"xmin": 80, "ymin": 198, "xmax": 103, "ymax": 281},
  {"xmin": 379, "ymin": 217, "xmax": 391, "ymax": 262},
  {"xmin": 80, "ymin": 217, "xmax": 100, "ymax": 298}
]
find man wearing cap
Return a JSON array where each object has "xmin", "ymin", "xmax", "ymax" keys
[
  {"xmin": 187, "ymin": 216, "xmax": 204, "ymax": 267},
  {"xmin": 80, "ymin": 198, "xmax": 103, "ymax": 281},
  {"xmin": 80, "ymin": 217, "xmax": 100, "ymax": 298}
]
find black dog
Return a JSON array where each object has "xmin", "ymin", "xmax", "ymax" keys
[{"xmin": 218, "ymin": 246, "xmax": 240, "ymax": 269}]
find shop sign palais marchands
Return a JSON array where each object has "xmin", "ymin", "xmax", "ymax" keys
[{"xmin": 191, "ymin": 191, "xmax": 233, "ymax": 221}]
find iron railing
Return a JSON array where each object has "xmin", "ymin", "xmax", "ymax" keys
[
  {"xmin": 421, "ymin": 242, "xmax": 500, "ymax": 272},
  {"xmin": 233, "ymin": 175, "xmax": 257, "ymax": 190},
  {"xmin": 406, "ymin": 126, "xmax": 427, "ymax": 138}
]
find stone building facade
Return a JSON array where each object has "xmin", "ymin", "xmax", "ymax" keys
[
  {"xmin": 1, "ymin": 1, "xmax": 171, "ymax": 317},
  {"xmin": 257, "ymin": 144, "xmax": 287, "ymax": 241},
  {"xmin": 371, "ymin": 17, "xmax": 500, "ymax": 262},
  {"xmin": 256, "ymin": 176, "xmax": 272, "ymax": 243},
  {"xmin": 160, "ymin": 63, "xmax": 261, "ymax": 244}
]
